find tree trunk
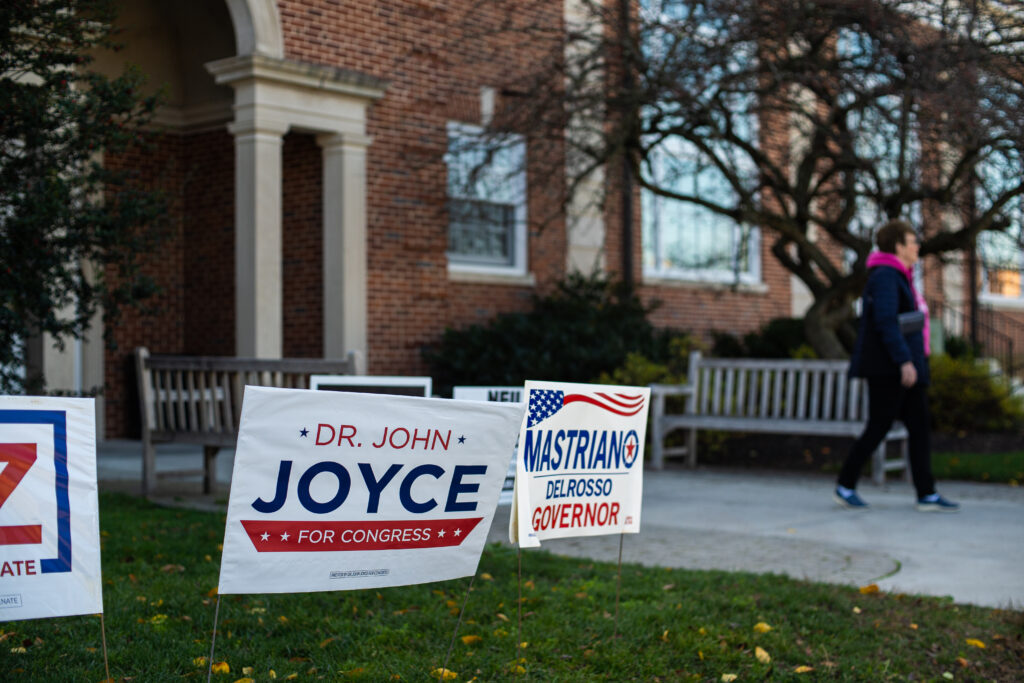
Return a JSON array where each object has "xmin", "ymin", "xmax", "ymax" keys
[{"xmin": 803, "ymin": 305, "xmax": 850, "ymax": 359}]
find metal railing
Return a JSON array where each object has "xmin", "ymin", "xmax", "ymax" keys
[{"xmin": 930, "ymin": 299, "xmax": 1022, "ymax": 377}]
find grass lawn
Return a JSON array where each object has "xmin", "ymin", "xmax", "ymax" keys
[
  {"xmin": 1, "ymin": 493, "xmax": 1021, "ymax": 681},
  {"xmin": 931, "ymin": 451, "xmax": 1024, "ymax": 485}
]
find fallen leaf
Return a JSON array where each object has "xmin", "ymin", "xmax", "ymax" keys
[
  {"xmin": 149, "ymin": 614, "xmax": 168, "ymax": 625},
  {"xmin": 721, "ymin": 675, "xmax": 738, "ymax": 682},
  {"xmin": 461, "ymin": 635, "xmax": 482, "ymax": 645},
  {"xmin": 942, "ymin": 673, "xmax": 954, "ymax": 680},
  {"xmin": 859, "ymin": 583, "xmax": 879, "ymax": 594},
  {"xmin": 431, "ymin": 667, "xmax": 457, "ymax": 680},
  {"xmin": 480, "ymin": 572, "xmax": 493, "ymax": 580},
  {"xmin": 232, "ymin": 679, "xmax": 255, "ymax": 683},
  {"xmin": 753, "ymin": 622, "xmax": 772, "ymax": 633},
  {"xmin": 242, "ymin": 667, "xmax": 254, "ymax": 675},
  {"xmin": 211, "ymin": 661, "xmax": 230, "ymax": 674},
  {"xmin": 956, "ymin": 657, "xmax": 969, "ymax": 668},
  {"xmin": 660, "ymin": 630, "xmax": 669, "ymax": 642},
  {"xmin": 160, "ymin": 564, "xmax": 186, "ymax": 573},
  {"xmin": 524, "ymin": 580, "xmax": 535, "ymax": 590},
  {"xmin": 852, "ymin": 606, "xmax": 862, "ymax": 614},
  {"xmin": 755, "ymin": 646, "xmax": 771, "ymax": 663},
  {"xmin": 910, "ymin": 623, "xmax": 918, "ymax": 630},
  {"xmin": 794, "ymin": 665, "xmax": 814, "ymax": 673},
  {"xmin": 496, "ymin": 613, "xmax": 509, "ymax": 622},
  {"xmin": 10, "ymin": 646, "xmax": 26, "ymax": 654},
  {"xmin": 965, "ymin": 638, "xmax": 986, "ymax": 649},
  {"xmin": 193, "ymin": 657, "xmax": 208, "ymax": 667},
  {"xmin": 320, "ymin": 637, "xmax": 336, "ymax": 648},
  {"xmin": 662, "ymin": 583, "xmax": 676, "ymax": 591},
  {"xmin": 510, "ymin": 665, "xmax": 526, "ymax": 674}
]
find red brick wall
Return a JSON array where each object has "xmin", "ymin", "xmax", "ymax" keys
[
  {"xmin": 279, "ymin": 0, "xmax": 568, "ymax": 374},
  {"xmin": 103, "ymin": 133, "xmax": 186, "ymax": 437},
  {"xmin": 282, "ymin": 133, "xmax": 323, "ymax": 357},
  {"xmin": 183, "ymin": 129, "xmax": 235, "ymax": 357}
]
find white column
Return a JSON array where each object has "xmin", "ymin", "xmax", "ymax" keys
[
  {"xmin": 318, "ymin": 132, "xmax": 372, "ymax": 363},
  {"xmin": 230, "ymin": 120, "xmax": 287, "ymax": 358}
]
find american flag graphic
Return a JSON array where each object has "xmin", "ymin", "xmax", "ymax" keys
[{"xmin": 527, "ymin": 389, "xmax": 646, "ymax": 428}]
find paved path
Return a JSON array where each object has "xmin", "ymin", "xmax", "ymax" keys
[{"xmin": 98, "ymin": 440, "xmax": 1024, "ymax": 610}]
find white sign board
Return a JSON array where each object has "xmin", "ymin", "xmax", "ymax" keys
[
  {"xmin": 310, "ymin": 375, "xmax": 432, "ymax": 397},
  {"xmin": 0, "ymin": 396, "xmax": 102, "ymax": 621},
  {"xmin": 219, "ymin": 387, "xmax": 524, "ymax": 594},
  {"xmin": 452, "ymin": 387, "xmax": 524, "ymax": 505},
  {"xmin": 511, "ymin": 381, "xmax": 650, "ymax": 548}
]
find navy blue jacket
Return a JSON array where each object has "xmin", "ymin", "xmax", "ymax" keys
[{"xmin": 849, "ymin": 265, "xmax": 930, "ymax": 386}]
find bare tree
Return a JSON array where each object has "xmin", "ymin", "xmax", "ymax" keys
[{"xmin": 462, "ymin": 0, "xmax": 1024, "ymax": 357}]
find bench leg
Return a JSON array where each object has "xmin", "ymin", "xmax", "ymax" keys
[
  {"xmin": 203, "ymin": 446, "xmax": 220, "ymax": 495},
  {"xmin": 142, "ymin": 439, "xmax": 157, "ymax": 498},
  {"xmin": 901, "ymin": 438, "xmax": 911, "ymax": 483},
  {"xmin": 686, "ymin": 429, "xmax": 698, "ymax": 468},
  {"xmin": 871, "ymin": 441, "xmax": 885, "ymax": 486}
]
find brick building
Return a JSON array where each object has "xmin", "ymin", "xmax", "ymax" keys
[{"xmin": 33, "ymin": 0, "xmax": 1022, "ymax": 438}]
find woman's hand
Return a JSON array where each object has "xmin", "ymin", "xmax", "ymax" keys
[{"xmin": 900, "ymin": 361, "xmax": 917, "ymax": 387}]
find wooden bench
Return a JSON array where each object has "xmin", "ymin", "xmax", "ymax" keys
[
  {"xmin": 134, "ymin": 346, "xmax": 358, "ymax": 496},
  {"xmin": 649, "ymin": 351, "xmax": 908, "ymax": 485}
]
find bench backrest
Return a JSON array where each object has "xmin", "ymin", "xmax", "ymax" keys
[
  {"xmin": 135, "ymin": 346, "xmax": 357, "ymax": 441},
  {"xmin": 685, "ymin": 351, "xmax": 868, "ymax": 422}
]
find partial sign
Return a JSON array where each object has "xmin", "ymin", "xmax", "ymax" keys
[
  {"xmin": 310, "ymin": 375, "xmax": 432, "ymax": 397},
  {"xmin": 0, "ymin": 397, "xmax": 102, "ymax": 621},
  {"xmin": 511, "ymin": 381, "xmax": 650, "ymax": 548},
  {"xmin": 219, "ymin": 387, "xmax": 524, "ymax": 594},
  {"xmin": 452, "ymin": 386, "xmax": 524, "ymax": 505}
]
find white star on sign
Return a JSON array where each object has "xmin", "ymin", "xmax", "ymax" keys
[
  {"xmin": 437, "ymin": 529, "xmax": 446, "ymax": 538},
  {"xmin": 454, "ymin": 528, "xmax": 461, "ymax": 537},
  {"xmin": 280, "ymin": 532, "xmax": 290, "ymax": 541},
  {"xmin": 260, "ymin": 532, "xmax": 269, "ymax": 541}
]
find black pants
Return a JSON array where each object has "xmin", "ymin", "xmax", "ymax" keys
[{"xmin": 837, "ymin": 376, "xmax": 935, "ymax": 498}]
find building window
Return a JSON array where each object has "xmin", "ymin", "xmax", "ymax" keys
[
  {"xmin": 641, "ymin": 140, "xmax": 761, "ymax": 283},
  {"xmin": 639, "ymin": 0, "xmax": 760, "ymax": 285},
  {"xmin": 445, "ymin": 122, "xmax": 527, "ymax": 275}
]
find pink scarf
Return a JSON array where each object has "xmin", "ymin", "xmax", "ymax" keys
[{"xmin": 866, "ymin": 251, "xmax": 930, "ymax": 355}]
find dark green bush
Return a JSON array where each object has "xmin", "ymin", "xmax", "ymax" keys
[
  {"xmin": 929, "ymin": 354, "xmax": 1024, "ymax": 433},
  {"xmin": 712, "ymin": 317, "xmax": 812, "ymax": 359},
  {"xmin": 423, "ymin": 274, "xmax": 677, "ymax": 396}
]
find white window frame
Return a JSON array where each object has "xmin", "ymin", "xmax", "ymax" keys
[{"xmin": 444, "ymin": 121, "xmax": 528, "ymax": 278}]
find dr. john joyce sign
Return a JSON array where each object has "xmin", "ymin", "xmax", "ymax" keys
[
  {"xmin": 511, "ymin": 380, "xmax": 650, "ymax": 548},
  {"xmin": 218, "ymin": 387, "xmax": 524, "ymax": 594},
  {"xmin": 0, "ymin": 397, "xmax": 102, "ymax": 621}
]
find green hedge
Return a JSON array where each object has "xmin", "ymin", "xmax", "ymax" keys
[{"xmin": 422, "ymin": 274, "xmax": 678, "ymax": 396}]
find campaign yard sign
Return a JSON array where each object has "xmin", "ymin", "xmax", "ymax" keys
[
  {"xmin": 219, "ymin": 387, "xmax": 525, "ymax": 594},
  {"xmin": 0, "ymin": 396, "xmax": 102, "ymax": 621},
  {"xmin": 511, "ymin": 381, "xmax": 650, "ymax": 548},
  {"xmin": 452, "ymin": 386, "xmax": 524, "ymax": 506}
]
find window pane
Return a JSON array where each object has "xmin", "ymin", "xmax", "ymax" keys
[{"xmin": 447, "ymin": 198, "xmax": 514, "ymax": 265}]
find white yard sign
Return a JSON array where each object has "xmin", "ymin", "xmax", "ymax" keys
[
  {"xmin": 219, "ymin": 387, "xmax": 524, "ymax": 594},
  {"xmin": 0, "ymin": 396, "xmax": 102, "ymax": 621},
  {"xmin": 511, "ymin": 381, "xmax": 650, "ymax": 548}
]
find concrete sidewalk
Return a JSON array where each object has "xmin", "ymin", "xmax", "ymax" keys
[{"xmin": 97, "ymin": 440, "xmax": 1024, "ymax": 610}]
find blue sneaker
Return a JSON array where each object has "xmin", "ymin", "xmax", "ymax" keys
[
  {"xmin": 834, "ymin": 487, "xmax": 869, "ymax": 509},
  {"xmin": 916, "ymin": 494, "xmax": 960, "ymax": 513}
]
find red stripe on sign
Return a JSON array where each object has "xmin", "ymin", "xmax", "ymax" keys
[
  {"xmin": 0, "ymin": 525, "xmax": 42, "ymax": 545},
  {"xmin": 240, "ymin": 518, "xmax": 484, "ymax": 552},
  {"xmin": 563, "ymin": 394, "xmax": 645, "ymax": 416}
]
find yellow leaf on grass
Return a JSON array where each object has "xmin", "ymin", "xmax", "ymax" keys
[
  {"xmin": 753, "ymin": 622, "xmax": 772, "ymax": 633},
  {"xmin": 956, "ymin": 657, "xmax": 969, "ymax": 667},
  {"xmin": 755, "ymin": 646, "xmax": 771, "ymax": 663},
  {"xmin": 211, "ymin": 661, "xmax": 230, "ymax": 674},
  {"xmin": 150, "ymin": 614, "xmax": 168, "ymax": 625},
  {"xmin": 480, "ymin": 573, "xmax": 493, "ymax": 581},
  {"xmin": 496, "ymin": 613, "xmax": 509, "ymax": 622},
  {"xmin": 193, "ymin": 657, "xmax": 208, "ymax": 667},
  {"xmin": 852, "ymin": 606, "xmax": 862, "ymax": 614},
  {"xmin": 461, "ymin": 635, "xmax": 482, "ymax": 645},
  {"xmin": 510, "ymin": 665, "xmax": 526, "ymax": 674},
  {"xmin": 341, "ymin": 667, "xmax": 365, "ymax": 676},
  {"xmin": 794, "ymin": 665, "xmax": 814, "ymax": 673},
  {"xmin": 320, "ymin": 637, "xmax": 336, "ymax": 648},
  {"xmin": 660, "ymin": 630, "xmax": 669, "ymax": 642},
  {"xmin": 721, "ymin": 675, "xmax": 738, "ymax": 682},
  {"xmin": 161, "ymin": 564, "xmax": 186, "ymax": 573},
  {"xmin": 232, "ymin": 679, "xmax": 255, "ymax": 683},
  {"xmin": 10, "ymin": 646, "xmax": 26, "ymax": 654},
  {"xmin": 242, "ymin": 667, "xmax": 254, "ymax": 675},
  {"xmin": 965, "ymin": 638, "xmax": 986, "ymax": 649},
  {"xmin": 285, "ymin": 675, "xmax": 298, "ymax": 681},
  {"xmin": 431, "ymin": 667, "xmax": 457, "ymax": 680},
  {"xmin": 910, "ymin": 623, "xmax": 918, "ymax": 630},
  {"xmin": 524, "ymin": 580, "xmax": 535, "ymax": 590},
  {"xmin": 859, "ymin": 583, "xmax": 879, "ymax": 594},
  {"xmin": 268, "ymin": 671, "xmax": 276, "ymax": 679}
]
